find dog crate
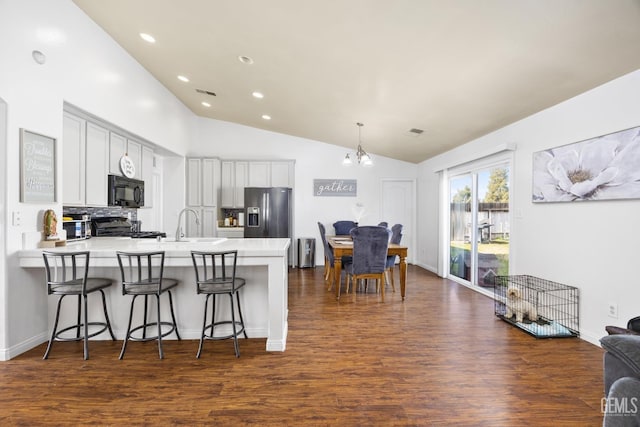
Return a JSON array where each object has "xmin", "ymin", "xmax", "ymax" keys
[{"xmin": 494, "ymin": 275, "xmax": 579, "ymax": 338}]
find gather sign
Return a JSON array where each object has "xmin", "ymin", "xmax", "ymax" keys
[{"xmin": 313, "ymin": 179, "xmax": 357, "ymax": 197}]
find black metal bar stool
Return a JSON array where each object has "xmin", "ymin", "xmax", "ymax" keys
[
  {"xmin": 42, "ymin": 251, "xmax": 116, "ymax": 360},
  {"xmin": 116, "ymin": 251, "xmax": 181, "ymax": 359},
  {"xmin": 191, "ymin": 250, "xmax": 247, "ymax": 358}
]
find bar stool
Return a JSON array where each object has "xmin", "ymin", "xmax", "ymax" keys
[
  {"xmin": 42, "ymin": 251, "xmax": 116, "ymax": 360},
  {"xmin": 191, "ymin": 250, "xmax": 247, "ymax": 358},
  {"xmin": 116, "ymin": 251, "xmax": 181, "ymax": 359}
]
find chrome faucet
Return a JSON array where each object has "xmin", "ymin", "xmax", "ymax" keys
[{"xmin": 175, "ymin": 208, "xmax": 200, "ymax": 241}]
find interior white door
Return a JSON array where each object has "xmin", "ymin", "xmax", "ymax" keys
[{"xmin": 381, "ymin": 179, "xmax": 415, "ymax": 264}]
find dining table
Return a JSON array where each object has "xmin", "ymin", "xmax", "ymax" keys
[{"xmin": 329, "ymin": 236, "xmax": 408, "ymax": 300}]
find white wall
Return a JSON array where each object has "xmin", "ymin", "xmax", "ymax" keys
[
  {"xmin": 418, "ymin": 69, "xmax": 640, "ymax": 345},
  {"xmin": 193, "ymin": 118, "xmax": 418, "ymax": 266},
  {"xmin": 0, "ymin": 0, "xmax": 417, "ymax": 358},
  {"xmin": 0, "ymin": 0, "xmax": 194, "ymax": 359}
]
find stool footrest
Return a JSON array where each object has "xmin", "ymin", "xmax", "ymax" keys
[
  {"xmin": 54, "ymin": 322, "xmax": 111, "ymax": 342},
  {"xmin": 127, "ymin": 322, "xmax": 179, "ymax": 342},
  {"xmin": 203, "ymin": 320, "xmax": 246, "ymax": 341}
]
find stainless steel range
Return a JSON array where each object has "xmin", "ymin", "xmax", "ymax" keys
[{"xmin": 91, "ymin": 217, "xmax": 166, "ymax": 238}]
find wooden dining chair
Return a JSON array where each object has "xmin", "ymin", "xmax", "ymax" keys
[{"xmin": 343, "ymin": 226, "xmax": 391, "ymax": 301}]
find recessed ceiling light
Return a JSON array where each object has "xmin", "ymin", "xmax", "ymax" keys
[
  {"xmin": 262, "ymin": 115, "xmax": 271, "ymax": 120},
  {"xmin": 238, "ymin": 55, "xmax": 254, "ymax": 64},
  {"xmin": 177, "ymin": 75, "xmax": 189, "ymax": 82},
  {"xmin": 201, "ymin": 102, "xmax": 211, "ymax": 107},
  {"xmin": 252, "ymin": 91, "xmax": 264, "ymax": 99},
  {"xmin": 139, "ymin": 33, "xmax": 156, "ymax": 43}
]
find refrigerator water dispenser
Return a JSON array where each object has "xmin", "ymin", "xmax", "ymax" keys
[{"xmin": 247, "ymin": 207, "xmax": 260, "ymax": 227}]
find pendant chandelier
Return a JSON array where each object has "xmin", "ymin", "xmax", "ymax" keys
[{"xmin": 343, "ymin": 122, "xmax": 373, "ymax": 166}]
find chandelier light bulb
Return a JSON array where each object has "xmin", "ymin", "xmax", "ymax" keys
[{"xmin": 343, "ymin": 122, "xmax": 373, "ymax": 167}]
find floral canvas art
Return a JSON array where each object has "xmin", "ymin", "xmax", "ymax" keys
[{"xmin": 532, "ymin": 125, "xmax": 640, "ymax": 202}]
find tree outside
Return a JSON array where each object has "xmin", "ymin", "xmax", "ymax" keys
[{"xmin": 483, "ymin": 168, "xmax": 509, "ymax": 203}]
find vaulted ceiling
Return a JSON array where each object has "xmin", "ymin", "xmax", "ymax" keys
[{"xmin": 73, "ymin": 0, "xmax": 640, "ymax": 163}]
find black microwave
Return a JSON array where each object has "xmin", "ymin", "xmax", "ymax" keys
[{"xmin": 108, "ymin": 175, "xmax": 144, "ymax": 208}]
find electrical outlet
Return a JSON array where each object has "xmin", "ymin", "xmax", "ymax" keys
[
  {"xmin": 12, "ymin": 211, "xmax": 21, "ymax": 226},
  {"xmin": 608, "ymin": 302, "xmax": 618, "ymax": 319}
]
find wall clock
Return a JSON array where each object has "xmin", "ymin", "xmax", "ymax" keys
[{"xmin": 120, "ymin": 154, "xmax": 135, "ymax": 178}]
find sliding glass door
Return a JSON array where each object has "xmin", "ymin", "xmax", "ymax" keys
[{"xmin": 449, "ymin": 163, "xmax": 510, "ymax": 287}]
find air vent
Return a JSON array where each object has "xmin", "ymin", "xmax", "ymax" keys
[
  {"xmin": 196, "ymin": 89, "xmax": 217, "ymax": 96},
  {"xmin": 409, "ymin": 128, "xmax": 424, "ymax": 135}
]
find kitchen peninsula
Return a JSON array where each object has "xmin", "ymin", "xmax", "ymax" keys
[{"xmin": 18, "ymin": 237, "xmax": 290, "ymax": 352}]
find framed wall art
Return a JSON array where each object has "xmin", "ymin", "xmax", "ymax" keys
[
  {"xmin": 20, "ymin": 129, "xmax": 56, "ymax": 203},
  {"xmin": 532, "ymin": 125, "xmax": 640, "ymax": 202}
]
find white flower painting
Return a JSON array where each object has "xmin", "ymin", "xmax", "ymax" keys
[{"xmin": 533, "ymin": 126, "xmax": 640, "ymax": 202}]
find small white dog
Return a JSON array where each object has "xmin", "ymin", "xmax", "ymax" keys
[{"xmin": 505, "ymin": 286, "xmax": 538, "ymax": 322}]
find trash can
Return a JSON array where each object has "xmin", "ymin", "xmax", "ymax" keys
[{"xmin": 297, "ymin": 238, "xmax": 316, "ymax": 268}]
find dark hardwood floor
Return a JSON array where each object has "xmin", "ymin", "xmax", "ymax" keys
[{"xmin": 0, "ymin": 265, "xmax": 605, "ymax": 426}]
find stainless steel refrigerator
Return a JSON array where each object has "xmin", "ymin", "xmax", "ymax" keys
[{"xmin": 244, "ymin": 187, "xmax": 293, "ymax": 265}]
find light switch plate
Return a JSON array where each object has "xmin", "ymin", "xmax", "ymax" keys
[{"xmin": 12, "ymin": 211, "xmax": 21, "ymax": 226}]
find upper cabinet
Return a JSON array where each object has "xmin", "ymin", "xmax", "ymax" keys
[
  {"xmin": 186, "ymin": 158, "xmax": 202, "ymax": 206},
  {"xmin": 62, "ymin": 113, "xmax": 108, "ymax": 206},
  {"xmin": 109, "ymin": 134, "xmax": 143, "ymax": 180},
  {"xmin": 202, "ymin": 158, "xmax": 219, "ymax": 206},
  {"xmin": 109, "ymin": 132, "xmax": 154, "ymax": 207},
  {"xmin": 270, "ymin": 161, "xmax": 295, "ymax": 187},
  {"xmin": 109, "ymin": 132, "xmax": 126, "ymax": 175},
  {"xmin": 221, "ymin": 160, "xmax": 247, "ymax": 208},
  {"xmin": 63, "ymin": 105, "xmax": 157, "ymax": 209},
  {"xmin": 221, "ymin": 160, "xmax": 294, "ymax": 208},
  {"xmin": 141, "ymin": 146, "xmax": 154, "ymax": 208},
  {"xmin": 62, "ymin": 113, "xmax": 86, "ymax": 205},
  {"xmin": 84, "ymin": 122, "xmax": 109, "ymax": 206},
  {"xmin": 248, "ymin": 161, "xmax": 270, "ymax": 187},
  {"xmin": 126, "ymin": 139, "xmax": 142, "ymax": 178},
  {"xmin": 187, "ymin": 157, "xmax": 220, "ymax": 208}
]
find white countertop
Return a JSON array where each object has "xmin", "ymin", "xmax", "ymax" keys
[{"xmin": 19, "ymin": 236, "xmax": 290, "ymax": 267}]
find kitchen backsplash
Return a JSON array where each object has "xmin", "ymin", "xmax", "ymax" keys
[{"xmin": 63, "ymin": 206, "xmax": 138, "ymax": 222}]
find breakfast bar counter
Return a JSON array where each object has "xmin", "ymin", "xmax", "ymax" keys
[{"xmin": 19, "ymin": 237, "xmax": 290, "ymax": 352}]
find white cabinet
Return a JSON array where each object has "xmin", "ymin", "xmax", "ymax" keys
[
  {"xmin": 62, "ymin": 113, "xmax": 108, "ymax": 206},
  {"xmin": 201, "ymin": 207, "xmax": 217, "ymax": 236},
  {"xmin": 185, "ymin": 207, "xmax": 218, "ymax": 238},
  {"xmin": 109, "ymin": 134, "xmax": 144, "ymax": 181},
  {"xmin": 109, "ymin": 132, "xmax": 126, "ymax": 174},
  {"xmin": 221, "ymin": 160, "xmax": 247, "ymax": 208},
  {"xmin": 202, "ymin": 159, "xmax": 219, "ymax": 206},
  {"xmin": 84, "ymin": 122, "xmax": 109, "ymax": 206},
  {"xmin": 221, "ymin": 160, "xmax": 294, "ymax": 207},
  {"xmin": 186, "ymin": 158, "xmax": 220, "ymax": 237},
  {"xmin": 220, "ymin": 161, "xmax": 234, "ymax": 207},
  {"xmin": 186, "ymin": 158, "xmax": 202, "ymax": 206},
  {"xmin": 246, "ymin": 160, "xmax": 294, "ymax": 188},
  {"xmin": 217, "ymin": 227, "xmax": 244, "ymax": 238},
  {"xmin": 141, "ymin": 146, "xmax": 154, "ymax": 208},
  {"xmin": 234, "ymin": 161, "xmax": 248, "ymax": 207},
  {"xmin": 248, "ymin": 161, "xmax": 270, "ymax": 187},
  {"xmin": 271, "ymin": 161, "xmax": 295, "ymax": 187},
  {"xmin": 62, "ymin": 113, "xmax": 86, "ymax": 205},
  {"xmin": 127, "ymin": 139, "xmax": 142, "ymax": 179}
]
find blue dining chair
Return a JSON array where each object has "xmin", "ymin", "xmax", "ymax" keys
[
  {"xmin": 378, "ymin": 221, "xmax": 388, "ymax": 228},
  {"xmin": 333, "ymin": 220, "xmax": 357, "ymax": 236},
  {"xmin": 385, "ymin": 224, "xmax": 403, "ymax": 292},
  {"xmin": 318, "ymin": 222, "xmax": 350, "ymax": 291},
  {"xmin": 343, "ymin": 226, "xmax": 391, "ymax": 301}
]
